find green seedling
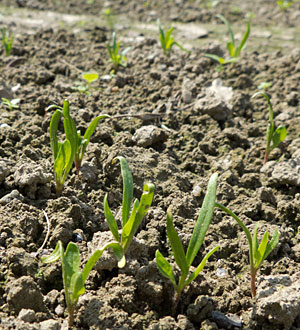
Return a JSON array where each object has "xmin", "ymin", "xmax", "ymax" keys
[
  {"xmin": 158, "ymin": 19, "xmax": 190, "ymax": 57},
  {"xmin": 106, "ymin": 32, "xmax": 130, "ymax": 74},
  {"xmin": 41, "ymin": 240, "xmax": 124, "ymax": 327},
  {"xmin": 252, "ymin": 91, "xmax": 287, "ymax": 164},
  {"xmin": 73, "ymin": 72, "xmax": 99, "ymax": 95},
  {"xmin": 1, "ymin": 97, "xmax": 20, "ymax": 110},
  {"xmin": 205, "ymin": 14, "xmax": 250, "ymax": 71},
  {"xmin": 258, "ymin": 82, "xmax": 272, "ymax": 90},
  {"xmin": 277, "ymin": 0, "xmax": 294, "ymax": 10},
  {"xmin": 215, "ymin": 203, "xmax": 280, "ymax": 298},
  {"xmin": 49, "ymin": 100, "xmax": 110, "ymax": 194},
  {"xmin": 1, "ymin": 26, "xmax": 14, "ymax": 56},
  {"xmin": 104, "ymin": 156, "xmax": 155, "ymax": 267},
  {"xmin": 156, "ymin": 173, "xmax": 219, "ymax": 314}
]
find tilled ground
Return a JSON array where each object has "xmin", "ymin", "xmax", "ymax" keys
[{"xmin": 0, "ymin": 1, "xmax": 300, "ymax": 329}]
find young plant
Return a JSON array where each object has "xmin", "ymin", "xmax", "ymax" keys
[
  {"xmin": 156, "ymin": 173, "xmax": 219, "ymax": 313},
  {"xmin": 205, "ymin": 14, "xmax": 250, "ymax": 71},
  {"xmin": 277, "ymin": 0, "xmax": 294, "ymax": 10},
  {"xmin": 48, "ymin": 100, "xmax": 110, "ymax": 190},
  {"xmin": 104, "ymin": 156, "xmax": 155, "ymax": 267},
  {"xmin": 215, "ymin": 203, "xmax": 280, "ymax": 298},
  {"xmin": 41, "ymin": 240, "xmax": 124, "ymax": 327},
  {"xmin": 73, "ymin": 72, "xmax": 99, "ymax": 95},
  {"xmin": 158, "ymin": 19, "xmax": 190, "ymax": 57},
  {"xmin": 252, "ymin": 91, "xmax": 287, "ymax": 164},
  {"xmin": 1, "ymin": 97, "xmax": 20, "ymax": 110},
  {"xmin": 106, "ymin": 32, "xmax": 130, "ymax": 74},
  {"xmin": 1, "ymin": 26, "xmax": 14, "ymax": 56}
]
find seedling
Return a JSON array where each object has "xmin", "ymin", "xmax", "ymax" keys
[
  {"xmin": 1, "ymin": 97, "xmax": 20, "ymax": 110},
  {"xmin": 215, "ymin": 203, "xmax": 280, "ymax": 298},
  {"xmin": 277, "ymin": 0, "xmax": 294, "ymax": 10},
  {"xmin": 73, "ymin": 72, "xmax": 99, "ymax": 95},
  {"xmin": 252, "ymin": 91, "xmax": 287, "ymax": 164},
  {"xmin": 41, "ymin": 240, "xmax": 124, "ymax": 326},
  {"xmin": 156, "ymin": 173, "xmax": 219, "ymax": 313},
  {"xmin": 48, "ymin": 100, "xmax": 110, "ymax": 191},
  {"xmin": 158, "ymin": 20, "xmax": 190, "ymax": 57},
  {"xmin": 205, "ymin": 14, "xmax": 250, "ymax": 71},
  {"xmin": 1, "ymin": 26, "xmax": 14, "ymax": 56},
  {"xmin": 106, "ymin": 32, "xmax": 130, "ymax": 74},
  {"xmin": 104, "ymin": 156, "xmax": 155, "ymax": 267},
  {"xmin": 258, "ymin": 82, "xmax": 272, "ymax": 90}
]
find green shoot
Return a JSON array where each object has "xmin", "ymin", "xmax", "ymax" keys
[
  {"xmin": 277, "ymin": 0, "xmax": 294, "ymax": 10},
  {"xmin": 41, "ymin": 240, "xmax": 124, "ymax": 327},
  {"xmin": 104, "ymin": 156, "xmax": 155, "ymax": 267},
  {"xmin": 1, "ymin": 26, "xmax": 14, "ymax": 56},
  {"xmin": 49, "ymin": 100, "xmax": 75, "ymax": 196},
  {"xmin": 156, "ymin": 173, "xmax": 219, "ymax": 314},
  {"xmin": 106, "ymin": 32, "xmax": 130, "ymax": 74},
  {"xmin": 73, "ymin": 72, "xmax": 99, "ymax": 95},
  {"xmin": 158, "ymin": 19, "xmax": 190, "ymax": 57},
  {"xmin": 205, "ymin": 14, "xmax": 250, "ymax": 71},
  {"xmin": 252, "ymin": 92, "xmax": 287, "ymax": 164},
  {"xmin": 215, "ymin": 203, "xmax": 280, "ymax": 298},
  {"xmin": 258, "ymin": 82, "xmax": 272, "ymax": 90},
  {"xmin": 48, "ymin": 100, "xmax": 110, "ymax": 194},
  {"xmin": 1, "ymin": 97, "xmax": 20, "ymax": 110}
]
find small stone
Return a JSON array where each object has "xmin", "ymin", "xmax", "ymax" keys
[
  {"xmin": 18, "ymin": 309, "xmax": 36, "ymax": 323},
  {"xmin": 132, "ymin": 125, "xmax": 168, "ymax": 147},
  {"xmin": 39, "ymin": 319, "xmax": 61, "ymax": 330},
  {"xmin": 0, "ymin": 189, "xmax": 24, "ymax": 205},
  {"xmin": 211, "ymin": 311, "xmax": 242, "ymax": 328}
]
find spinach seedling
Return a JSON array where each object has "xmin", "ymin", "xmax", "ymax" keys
[
  {"xmin": 205, "ymin": 14, "xmax": 250, "ymax": 71},
  {"xmin": 104, "ymin": 156, "xmax": 155, "ymax": 267},
  {"xmin": 48, "ymin": 100, "xmax": 110, "ymax": 187},
  {"xmin": 73, "ymin": 72, "xmax": 99, "ymax": 95},
  {"xmin": 158, "ymin": 19, "xmax": 190, "ymax": 57},
  {"xmin": 277, "ymin": 0, "xmax": 294, "ymax": 10},
  {"xmin": 252, "ymin": 91, "xmax": 287, "ymax": 164},
  {"xmin": 1, "ymin": 26, "xmax": 14, "ymax": 56},
  {"xmin": 106, "ymin": 32, "xmax": 130, "ymax": 74},
  {"xmin": 215, "ymin": 203, "xmax": 280, "ymax": 298},
  {"xmin": 1, "ymin": 97, "xmax": 20, "ymax": 110},
  {"xmin": 41, "ymin": 240, "xmax": 124, "ymax": 327},
  {"xmin": 156, "ymin": 173, "xmax": 219, "ymax": 313}
]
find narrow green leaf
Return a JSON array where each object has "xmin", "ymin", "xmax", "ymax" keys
[
  {"xmin": 185, "ymin": 245, "xmax": 220, "ymax": 287},
  {"xmin": 62, "ymin": 100, "xmax": 77, "ymax": 155},
  {"xmin": 41, "ymin": 241, "xmax": 62, "ymax": 264},
  {"xmin": 64, "ymin": 242, "xmax": 81, "ymax": 287},
  {"xmin": 70, "ymin": 272, "xmax": 85, "ymax": 303},
  {"xmin": 204, "ymin": 53, "xmax": 224, "ymax": 64},
  {"xmin": 166, "ymin": 210, "xmax": 188, "ymax": 276},
  {"xmin": 235, "ymin": 21, "xmax": 250, "ymax": 57},
  {"xmin": 81, "ymin": 115, "xmax": 110, "ymax": 159},
  {"xmin": 122, "ymin": 183, "xmax": 155, "ymax": 252},
  {"xmin": 155, "ymin": 250, "xmax": 177, "ymax": 288},
  {"xmin": 227, "ymin": 42, "xmax": 235, "ymax": 57},
  {"xmin": 217, "ymin": 14, "xmax": 235, "ymax": 47},
  {"xmin": 173, "ymin": 41, "xmax": 190, "ymax": 54},
  {"xmin": 54, "ymin": 139, "xmax": 72, "ymax": 181},
  {"xmin": 252, "ymin": 224, "xmax": 259, "ymax": 263},
  {"xmin": 82, "ymin": 242, "xmax": 124, "ymax": 282},
  {"xmin": 255, "ymin": 231, "xmax": 269, "ymax": 268},
  {"xmin": 104, "ymin": 193, "xmax": 120, "ymax": 242},
  {"xmin": 271, "ymin": 126, "xmax": 287, "ymax": 150},
  {"xmin": 186, "ymin": 173, "xmax": 218, "ymax": 267},
  {"xmin": 113, "ymin": 157, "xmax": 133, "ymax": 226},
  {"xmin": 262, "ymin": 229, "xmax": 280, "ymax": 262},
  {"xmin": 49, "ymin": 109, "xmax": 63, "ymax": 159}
]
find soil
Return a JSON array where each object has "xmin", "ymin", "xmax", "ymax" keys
[{"xmin": 0, "ymin": 0, "xmax": 300, "ymax": 329}]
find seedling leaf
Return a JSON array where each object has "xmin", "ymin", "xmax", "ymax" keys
[
  {"xmin": 271, "ymin": 126, "xmax": 287, "ymax": 150},
  {"xmin": 155, "ymin": 250, "xmax": 177, "ymax": 288},
  {"xmin": 104, "ymin": 193, "xmax": 120, "ymax": 242}
]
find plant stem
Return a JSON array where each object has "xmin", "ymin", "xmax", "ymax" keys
[
  {"xmin": 68, "ymin": 305, "xmax": 74, "ymax": 327},
  {"xmin": 264, "ymin": 148, "xmax": 269, "ymax": 164},
  {"xmin": 172, "ymin": 291, "xmax": 181, "ymax": 315},
  {"xmin": 250, "ymin": 267, "xmax": 257, "ymax": 298}
]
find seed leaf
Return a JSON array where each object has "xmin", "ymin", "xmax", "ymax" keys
[
  {"xmin": 104, "ymin": 193, "xmax": 120, "ymax": 242},
  {"xmin": 271, "ymin": 126, "xmax": 287, "ymax": 150},
  {"xmin": 70, "ymin": 272, "xmax": 85, "ymax": 303},
  {"xmin": 186, "ymin": 173, "xmax": 218, "ymax": 267},
  {"xmin": 256, "ymin": 231, "xmax": 269, "ymax": 268},
  {"xmin": 155, "ymin": 250, "xmax": 177, "ymax": 288},
  {"xmin": 166, "ymin": 210, "xmax": 188, "ymax": 276}
]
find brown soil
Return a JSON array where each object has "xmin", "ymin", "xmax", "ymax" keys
[{"xmin": 0, "ymin": 1, "xmax": 300, "ymax": 329}]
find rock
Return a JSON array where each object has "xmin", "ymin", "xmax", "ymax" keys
[
  {"xmin": 194, "ymin": 79, "xmax": 233, "ymax": 121},
  {"xmin": 187, "ymin": 296, "xmax": 214, "ymax": 323},
  {"xmin": 14, "ymin": 161, "xmax": 52, "ymax": 199},
  {"xmin": 39, "ymin": 319, "xmax": 61, "ymax": 330},
  {"xmin": 223, "ymin": 127, "xmax": 250, "ymax": 149},
  {"xmin": 18, "ymin": 309, "xmax": 36, "ymax": 323},
  {"xmin": 0, "ymin": 189, "xmax": 24, "ymax": 205},
  {"xmin": 132, "ymin": 125, "xmax": 169, "ymax": 147},
  {"xmin": 251, "ymin": 274, "xmax": 300, "ymax": 329},
  {"xmin": 7, "ymin": 276, "xmax": 45, "ymax": 313},
  {"xmin": 261, "ymin": 159, "xmax": 300, "ymax": 186},
  {"xmin": 211, "ymin": 311, "xmax": 242, "ymax": 329},
  {"xmin": 80, "ymin": 158, "xmax": 98, "ymax": 183},
  {"xmin": 0, "ymin": 159, "xmax": 10, "ymax": 183}
]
